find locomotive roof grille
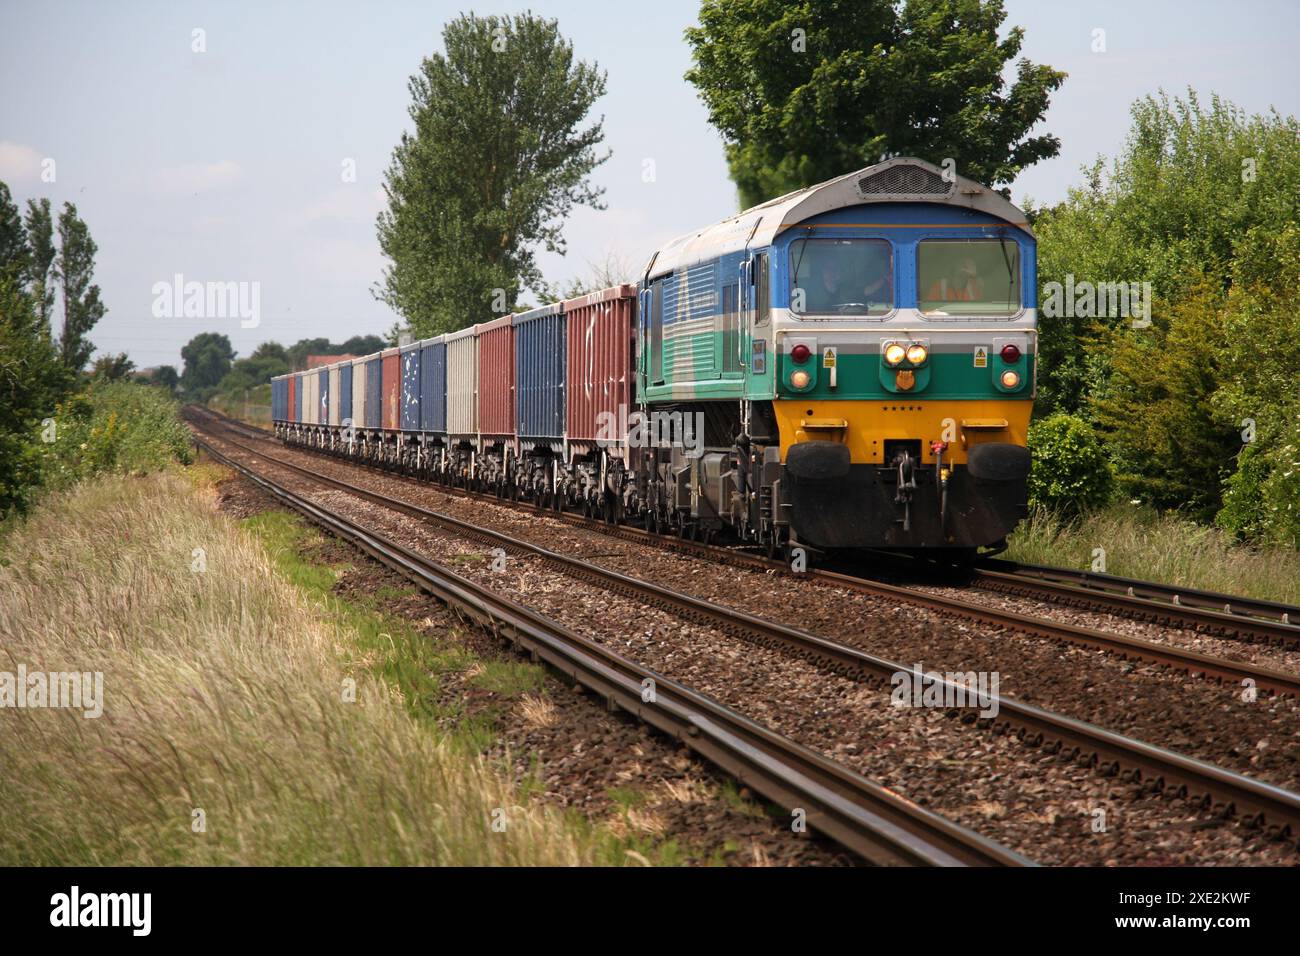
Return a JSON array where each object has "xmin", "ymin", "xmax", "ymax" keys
[{"xmin": 856, "ymin": 164, "xmax": 954, "ymax": 200}]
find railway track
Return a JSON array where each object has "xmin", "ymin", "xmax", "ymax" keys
[
  {"xmin": 970, "ymin": 559, "xmax": 1300, "ymax": 647},
  {"xmin": 190, "ymin": 408, "xmax": 1300, "ymax": 697},
  {"xmin": 190, "ymin": 411, "xmax": 1300, "ymax": 851},
  {"xmin": 190, "ymin": 426, "xmax": 1028, "ymax": 867}
]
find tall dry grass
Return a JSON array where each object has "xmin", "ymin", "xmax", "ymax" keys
[
  {"xmin": 1005, "ymin": 504, "xmax": 1300, "ymax": 605},
  {"xmin": 0, "ymin": 471, "xmax": 621, "ymax": 865}
]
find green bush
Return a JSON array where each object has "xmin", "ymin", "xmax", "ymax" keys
[
  {"xmin": 1210, "ymin": 225, "xmax": 1300, "ymax": 548},
  {"xmin": 1216, "ymin": 416, "xmax": 1300, "ymax": 549},
  {"xmin": 1026, "ymin": 412, "xmax": 1114, "ymax": 515},
  {"xmin": 33, "ymin": 380, "xmax": 192, "ymax": 492}
]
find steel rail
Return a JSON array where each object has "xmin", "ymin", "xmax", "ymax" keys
[
  {"xmin": 973, "ymin": 558, "xmax": 1300, "ymax": 643},
  {"xmin": 192, "ymin": 431, "xmax": 1029, "ymax": 867}
]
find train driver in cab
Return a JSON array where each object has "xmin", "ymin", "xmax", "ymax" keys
[
  {"xmin": 926, "ymin": 255, "xmax": 985, "ymax": 303},
  {"xmin": 805, "ymin": 245, "xmax": 893, "ymax": 314}
]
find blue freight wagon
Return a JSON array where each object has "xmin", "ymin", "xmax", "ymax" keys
[
  {"xmin": 419, "ymin": 336, "xmax": 447, "ymax": 433},
  {"xmin": 513, "ymin": 302, "xmax": 566, "ymax": 445}
]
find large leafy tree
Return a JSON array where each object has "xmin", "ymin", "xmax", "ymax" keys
[
  {"xmin": 55, "ymin": 203, "xmax": 105, "ymax": 372},
  {"xmin": 685, "ymin": 0, "xmax": 1066, "ymax": 207},
  {"xmin": 179, "ymin": 332, "xmax": 236, "ymax": 399},
  {"xmin": 376, "ymin": 12, "xmax": 608, "ymax": 336}
]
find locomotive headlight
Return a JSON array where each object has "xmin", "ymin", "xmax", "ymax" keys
[
  {"xmin": 905, "ymin": 344, "xmax": 928, "ymax": 365},
  {"xmin": 884, "ymin": 343, "xmax": 907, "ymax": 366},
  {"xmin": 1000, "ymin": 370, "xmax": 1021, "ymax": 389},
  {"xmin": 790, "ymin": 369, "xmax": 812, "ymax": 389}
]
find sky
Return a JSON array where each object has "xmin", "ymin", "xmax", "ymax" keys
[{"xmin": 1, "ymin": 0, "xmax": 1297, "ymax": 371}]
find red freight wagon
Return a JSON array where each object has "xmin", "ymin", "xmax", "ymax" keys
[
  {"xmin": 564, "ymin": 284, "xmax": 636, "ymax": 448},
  {"xmin": 381, "ymin": 347, "xmax": 400, "ymax": 430},
  {"xmin": 476, "ymin": 315, "xmax": 515, "ymax": 442},
  {"xmin": 287, "ymin": 373, "xmax": 297, "ymax": 423}
]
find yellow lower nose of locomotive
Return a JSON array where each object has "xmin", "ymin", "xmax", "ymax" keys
[{"xmin": 773, "ymin": 399, "xmax": 1031, "ymax": 466}]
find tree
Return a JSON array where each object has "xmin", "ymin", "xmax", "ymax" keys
[
  {"xmin": 0, "ymin": 273, "xmax": 70, "ymax": 515},
  {"xmin": 217, "ymin": 343, "xmax": 290, "ymax": 394},
  {"xmin": 1032, "ymin": 91, "xmax": 1300, "ymax": 416},
  {"xmin": 55, "ymin": 203, "xmax": 105, "ymax": 372},
  {"xmin": 286, "ymin": 337, "xmax": 331, "ymax": 370},
  {"xmin": 376, "ymin": 12, "xmax": 608, "ymax": 336},
  {"xmin": 146, "ymin": 365, "xmax": 180, "ymax": 394},
  {"xmin": 685, "ymin": 0, "xmax": 1066, "ymax": 207},
  {"xmin": 24, "ymin": 199, "xmax": 56, "ymax": 330},
  {"xmin": 1212, "ymin": 225, "xmax": 1300, "ymax": 547},
  {"xmin": 179, "ymin": 332, "xmax": 236, "ymax": 400},
  {"xmin": 0, "ymin": 183, "xmax": 28, "ymax": 285},
  {"xmin": 338, "ymin": 334, "xmax": 386, "ymax": 356},
  {"xmin": 1089, "ymin": 284, "xmax": 1237, "ymax": 520},
  {"xmin": 90, "ymin": 353, "xmax": 136, "ymax": 382}
]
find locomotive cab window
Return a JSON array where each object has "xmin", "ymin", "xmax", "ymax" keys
[
  {"xmin": 917, "ymin": 238, "xmax": 1021, "ymax": 316},
  {"xmin": 789, "ymin": 238, "xmax": 893, "ymax": 316}
]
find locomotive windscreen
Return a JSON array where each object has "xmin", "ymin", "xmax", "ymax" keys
[
  {"xmin": 917, "ymin": 238, "xmax": 1022, "ymax": 316},
  {"xmin": 790, "ymin": 238, "xmax": 894, "ymax": 316}
]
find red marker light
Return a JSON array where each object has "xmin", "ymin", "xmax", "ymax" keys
[
  {"xmin": 791, "ymin": 344, "xmax": 812, "ymax": 364},
  {"xmin": 1000, "ymin": 344, "xmax": 1021, "ymax": 363}
]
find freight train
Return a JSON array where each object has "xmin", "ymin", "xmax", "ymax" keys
[{"xmin": 271, "ymin": 157, "xmax": 1036, "ymax": 559}]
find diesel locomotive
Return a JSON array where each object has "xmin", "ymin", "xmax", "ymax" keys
[{"xmin": 272, "ymin": 157, "xmax": 1036, "ymax": 559}]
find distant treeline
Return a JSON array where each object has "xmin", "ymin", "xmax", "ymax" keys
[{"xmin": 141, "ymin": 333, "xmax": 390, "ymax": 405}]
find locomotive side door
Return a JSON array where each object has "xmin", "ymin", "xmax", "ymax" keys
[{"xmin": 742, "ymin": 251, "xmax": 774, "ymax": 400}]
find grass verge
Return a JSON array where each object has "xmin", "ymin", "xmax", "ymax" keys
[
  {"xmin": 238, "ymin": 495, "xmax": 747, "ymax": 865},
  {"xmin": 0, "ymin": 468, "xmax": 634, "ymax": 865},
  {"xmin": 1005, "ymin": 504, "xmax": 1300, "ymax": 605}
]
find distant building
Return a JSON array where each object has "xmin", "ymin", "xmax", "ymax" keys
[{"xmin": 304, "ymin": 354, "xmax": 357, "ymax": 370}]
